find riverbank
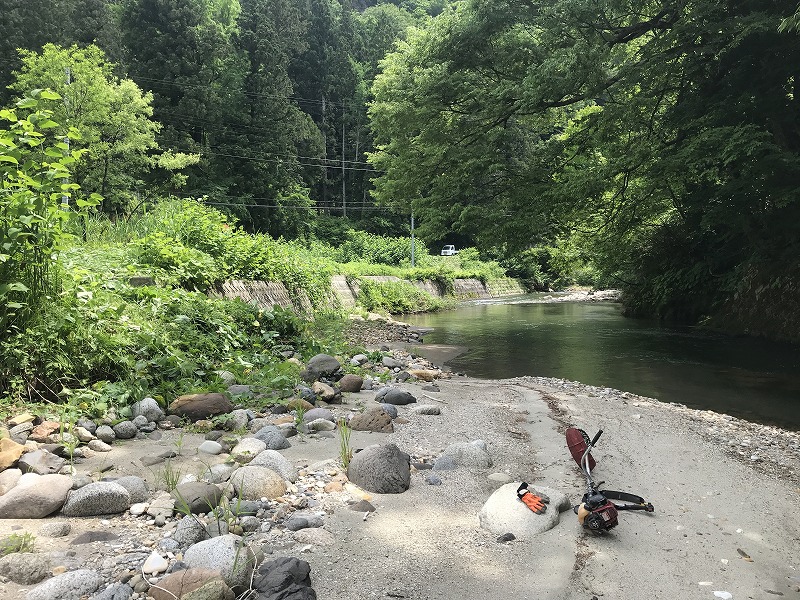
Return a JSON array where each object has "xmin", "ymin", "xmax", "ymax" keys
[{"xmin": 0, "ymin": 339, "xmax": 797, "ymax": 599}]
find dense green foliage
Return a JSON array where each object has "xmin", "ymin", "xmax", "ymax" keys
[
  {"xmin": 0, "ymin": 91, "xmax": 100, "ymax": 335},
  {"xmin": 1, "ymin": 188, "xmax": 505, "ymax": 412},
  {"xmin": 369, "ymin": 0, "xmax": 800, "ymax": 329},
  {"xmin": 355, "ymin": 277, "xmax": 446, "ymax": 313}
]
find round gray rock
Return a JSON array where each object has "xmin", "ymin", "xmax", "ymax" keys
[
  {"xmin": 303, "ymin": 408, "xmax": 334, "ymax": 423},
  {"xmin": 198, "ymin": 440, "xmax": 224, "ymax": 455},
  {"xmin": 347, "ymin": 443, "xmax": 410, "ymax": 494},
  {"xmin": 38, "ymin": 521, "xmax": 71, "ymax": 537},
  {"xmin": 112, "ymin": 420, "xmax": 137, "ymax": 439},
  {"xmin": 94, "ymin": 425, "xmax": 116, "ymax": 444},
  {"xmin": 380, "ymin": 403, "xmax": 398, "ymax": 419},
  {"xmin": 107, "ymin": 476, "xmax": 149, "ymax": 504},
  {"xmin": 231, "ymin": 466, "xmax": 286, "ymax": 500},
  {"xmin": 253, "ymin": 426, "xmax": 291, "ymax": 450},
  {"xmin": 249, "ymin": 449, "xmax": 297, "ymax": 482},
  {"xmin": 305, "ymin": 354, "xmax": 341, "ymax": 378},
  {"xmin": 200, "ymin": 462, "xmax": 239, "ymax": 484},
  {"xmin": 304, "ymin": 418, "xmax": 335, "ymax": 432},
  {"xmin": 182, "ymin": 534, "xmax": 257, "ymax": 589},
  {"xmin": 172, "ymin": 515, "xmax": 211, "ymax": 547},
  {"xmin": 231, "ymin": 437, "xmax": 267, "ymax": 460},
  {"xmin": 87, "ymin": 582, "xmax": 133, "ymax": 600},
  {"xmin": 61, "ymin": 481, "xmax": 131, "ymax": 517},
  {"xmin": 172, "ymin": 481, "xmax": 224, "ymax": 515},
  {"xmin": 0, "ymin": 473, "xmax": 72, "ymax": 519},
  {"xmin": 25, "ymin": 569, "xmax": 103, "ymax": 600},
  {"xmin": 438, "ymin": 439, "xmax": 492, "ymax": 469},
  {"xmin": 130, "ymin": 397, "xmax": 165, "ymax": 422},
  {"xmin": 381, "ymin": 388, "xmax": 417, "ymax": 406},
  {"xmin": 478, "ymin": 483, "xmax": 570, "ymax": 540},
  {"xmin": 0, "ymin": 552, "xmax": 51, "ymax": 584}
]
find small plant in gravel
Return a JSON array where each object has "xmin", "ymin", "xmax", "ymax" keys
[
  {"xmin": 294, "ymin": 405, "xmax": 306, "ymax": 427},
  {"xmin": 156, "ymin": 460, "xmax": 183, "ymax": 492},
  {"xmin": 338, "ymin": 418, "xmax": 352, "ymax": 469},
  {"xmin": 0, "ymin": 532, "xmax": 35, "ymax": 555}
]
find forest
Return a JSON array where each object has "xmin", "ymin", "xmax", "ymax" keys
[{"xmin": 2, "ymin": 0, "xmax": 800, "ymax": 341}]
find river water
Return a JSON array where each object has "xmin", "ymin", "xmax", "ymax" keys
[{"xmin": 402, "ymin": 295, "xmax": 800, "ymax": 431}]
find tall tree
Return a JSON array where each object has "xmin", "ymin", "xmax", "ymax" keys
[
  {"xmin": 10, "ymin": 44, "xmax": 160, "ymax": 214},
  {"xmin": 0, "ymin": 0, "xmax": 69, "ymax": 102},
  {"xmin": 229, "ymin": 0, "xmax": 324, "ymax": 235}
]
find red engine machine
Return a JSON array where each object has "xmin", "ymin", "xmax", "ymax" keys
[{"xmin": 566, "ymin": 428, "xmax": 654, "ymax": 532}]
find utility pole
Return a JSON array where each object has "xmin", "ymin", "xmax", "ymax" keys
[
  {"xmin": 341, "ymin": 118, "xmax": 346, "ymax": 218},
  {"xmin": 410, "ymin": 211, "xmax": 415, "ymax": 267},
  {"xmin": 62, "ymin": 66, "xmax": 70, "ymax": 208},
  {"xmin": 321, "ymin": 95, "xmax": 327, "ymax": 210}
]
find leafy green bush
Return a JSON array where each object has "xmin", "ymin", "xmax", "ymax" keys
[
  {"xmin": 0, "ymin": 273, "xmax": 308, "ymax": 408},
  {"xmin": 134, "ymin": 232, "xmax": 221, "ymax": 290},
  {"xmin": 0, "ymin": 91, "xmax": 99, "ymax": 335},
  {"xmin": 355, "ymin": 278, "xmax": 446, "ymax": 314},
  {"xmin": 328, "ymin": 230, "xmax": 428, "ymax": 266}
]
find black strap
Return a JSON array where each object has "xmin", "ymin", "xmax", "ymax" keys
[{"xmin": 600, "ymin": 490, "xmax": 655, "ymax": 512}]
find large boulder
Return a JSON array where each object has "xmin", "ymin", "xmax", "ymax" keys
[
  {"xmin": 478, "ymin": 483, "xmax": 571, "ymax": 540},
  {"xmin": 378, "ymin": 388, "xmax": 417, "ymax": 406},
  {"xmin": 230, "ymin": 466, "xmax": 286, "ymax": 500},
  {"xmin": 24, "ymin": 569, "xmax": 103, "ymax": 600},
  {"xmin": 252, "ymin": 557, "xmax": 317, "ymax": 600},
  {"xmin": 169, "ymin": 393, "xmax": 233, "ymax": 422},
  {"xmin": 347, "ymin": 444, "xmax": 410, "ymax": 494},
  {"xmin": 300, "ymin": 354, "xmax": 342, "ymax": 383},
  {"xmin": 435, "ymin": 440, "xmax": 492, "ymax": 470},
  {"xmin": 61, "ymin": 481, "xmax": 131, "ymax": 517},
  {"xmin": 182, "ymin": 534, "xmax": 258, "ymax": 589},
  {"xmin": 349, "ymin": 407, "xmax": 393, "ymax": 433},
  {"xmin": 0, "ymin": 473, "xmax": 72, "ymax": 519}
]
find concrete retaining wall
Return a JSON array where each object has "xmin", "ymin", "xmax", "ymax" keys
[{"xmin": 217, "ymin": 275, "xmax": 525, "ymax": 312}]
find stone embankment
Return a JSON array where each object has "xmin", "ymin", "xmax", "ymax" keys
[{"xmin": 216, "ymin": 276, "xmax": 529, "ymax": 312}]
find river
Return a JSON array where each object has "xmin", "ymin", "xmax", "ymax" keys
[{"xmin": 402, "ymin": 294, "xmax": 800, "ymax": 431}]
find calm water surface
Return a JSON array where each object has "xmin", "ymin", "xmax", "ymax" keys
[{"xmin": 403, "ymin": 296, "xmax": 800, "ymax": 430}]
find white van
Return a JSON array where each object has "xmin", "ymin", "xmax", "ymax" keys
[{"xmin": 440, "ymin": 245, "xmax": 458, "ymax": 256}]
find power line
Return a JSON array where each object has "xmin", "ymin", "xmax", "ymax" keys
[
  {"xmin": 170, "ymin": 146, "xmax": 381, "ymax": 173},
  {"xmin": 158, "ymin": 112, "xmax": 375, "ymax": 166},
  {"xmin": 132, "ymin": 74, "xmax": 352, "ymax": 109},
  {"xmin": 197, "ymin": 199, "xmax": 397, "ymax": 212}
]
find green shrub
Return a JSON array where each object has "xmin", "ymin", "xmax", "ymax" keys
[
  {"xmin": 356, "ymin": 278, "xmax": 446, "ymax": 314},
  {"xmin": 134, "ymin": 232, "xmax": 221, "ymax": 291}
]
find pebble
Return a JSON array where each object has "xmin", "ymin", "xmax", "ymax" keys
[{"xmin": 142, "ymin": 551, "xmax": 169, "ymax": 575}]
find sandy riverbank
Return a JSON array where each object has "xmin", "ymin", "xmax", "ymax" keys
[
  {"xmin": 1, "ymin": 368, "xmax": 797, "ymax": 599},
  {"xmin": 277, "ymin": 374, "xmax": 800, "ymax": 600}
]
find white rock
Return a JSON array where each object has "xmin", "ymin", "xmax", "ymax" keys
[
  {"xmin": 142, "ymin": 551, "xmax": 169, "ymax": 575},
  {"xmin": 130, "ymin": 503, "xmax": 149, "ymax": 516}
]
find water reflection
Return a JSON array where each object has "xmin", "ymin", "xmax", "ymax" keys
[{"xmin": 403, "ymin": 299, "xmax": 800, "ymax": 430}]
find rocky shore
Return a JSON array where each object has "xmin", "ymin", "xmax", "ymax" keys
[{"xmin": 0, "ymin": 318, "xmax": 798, "ymax": 600}]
